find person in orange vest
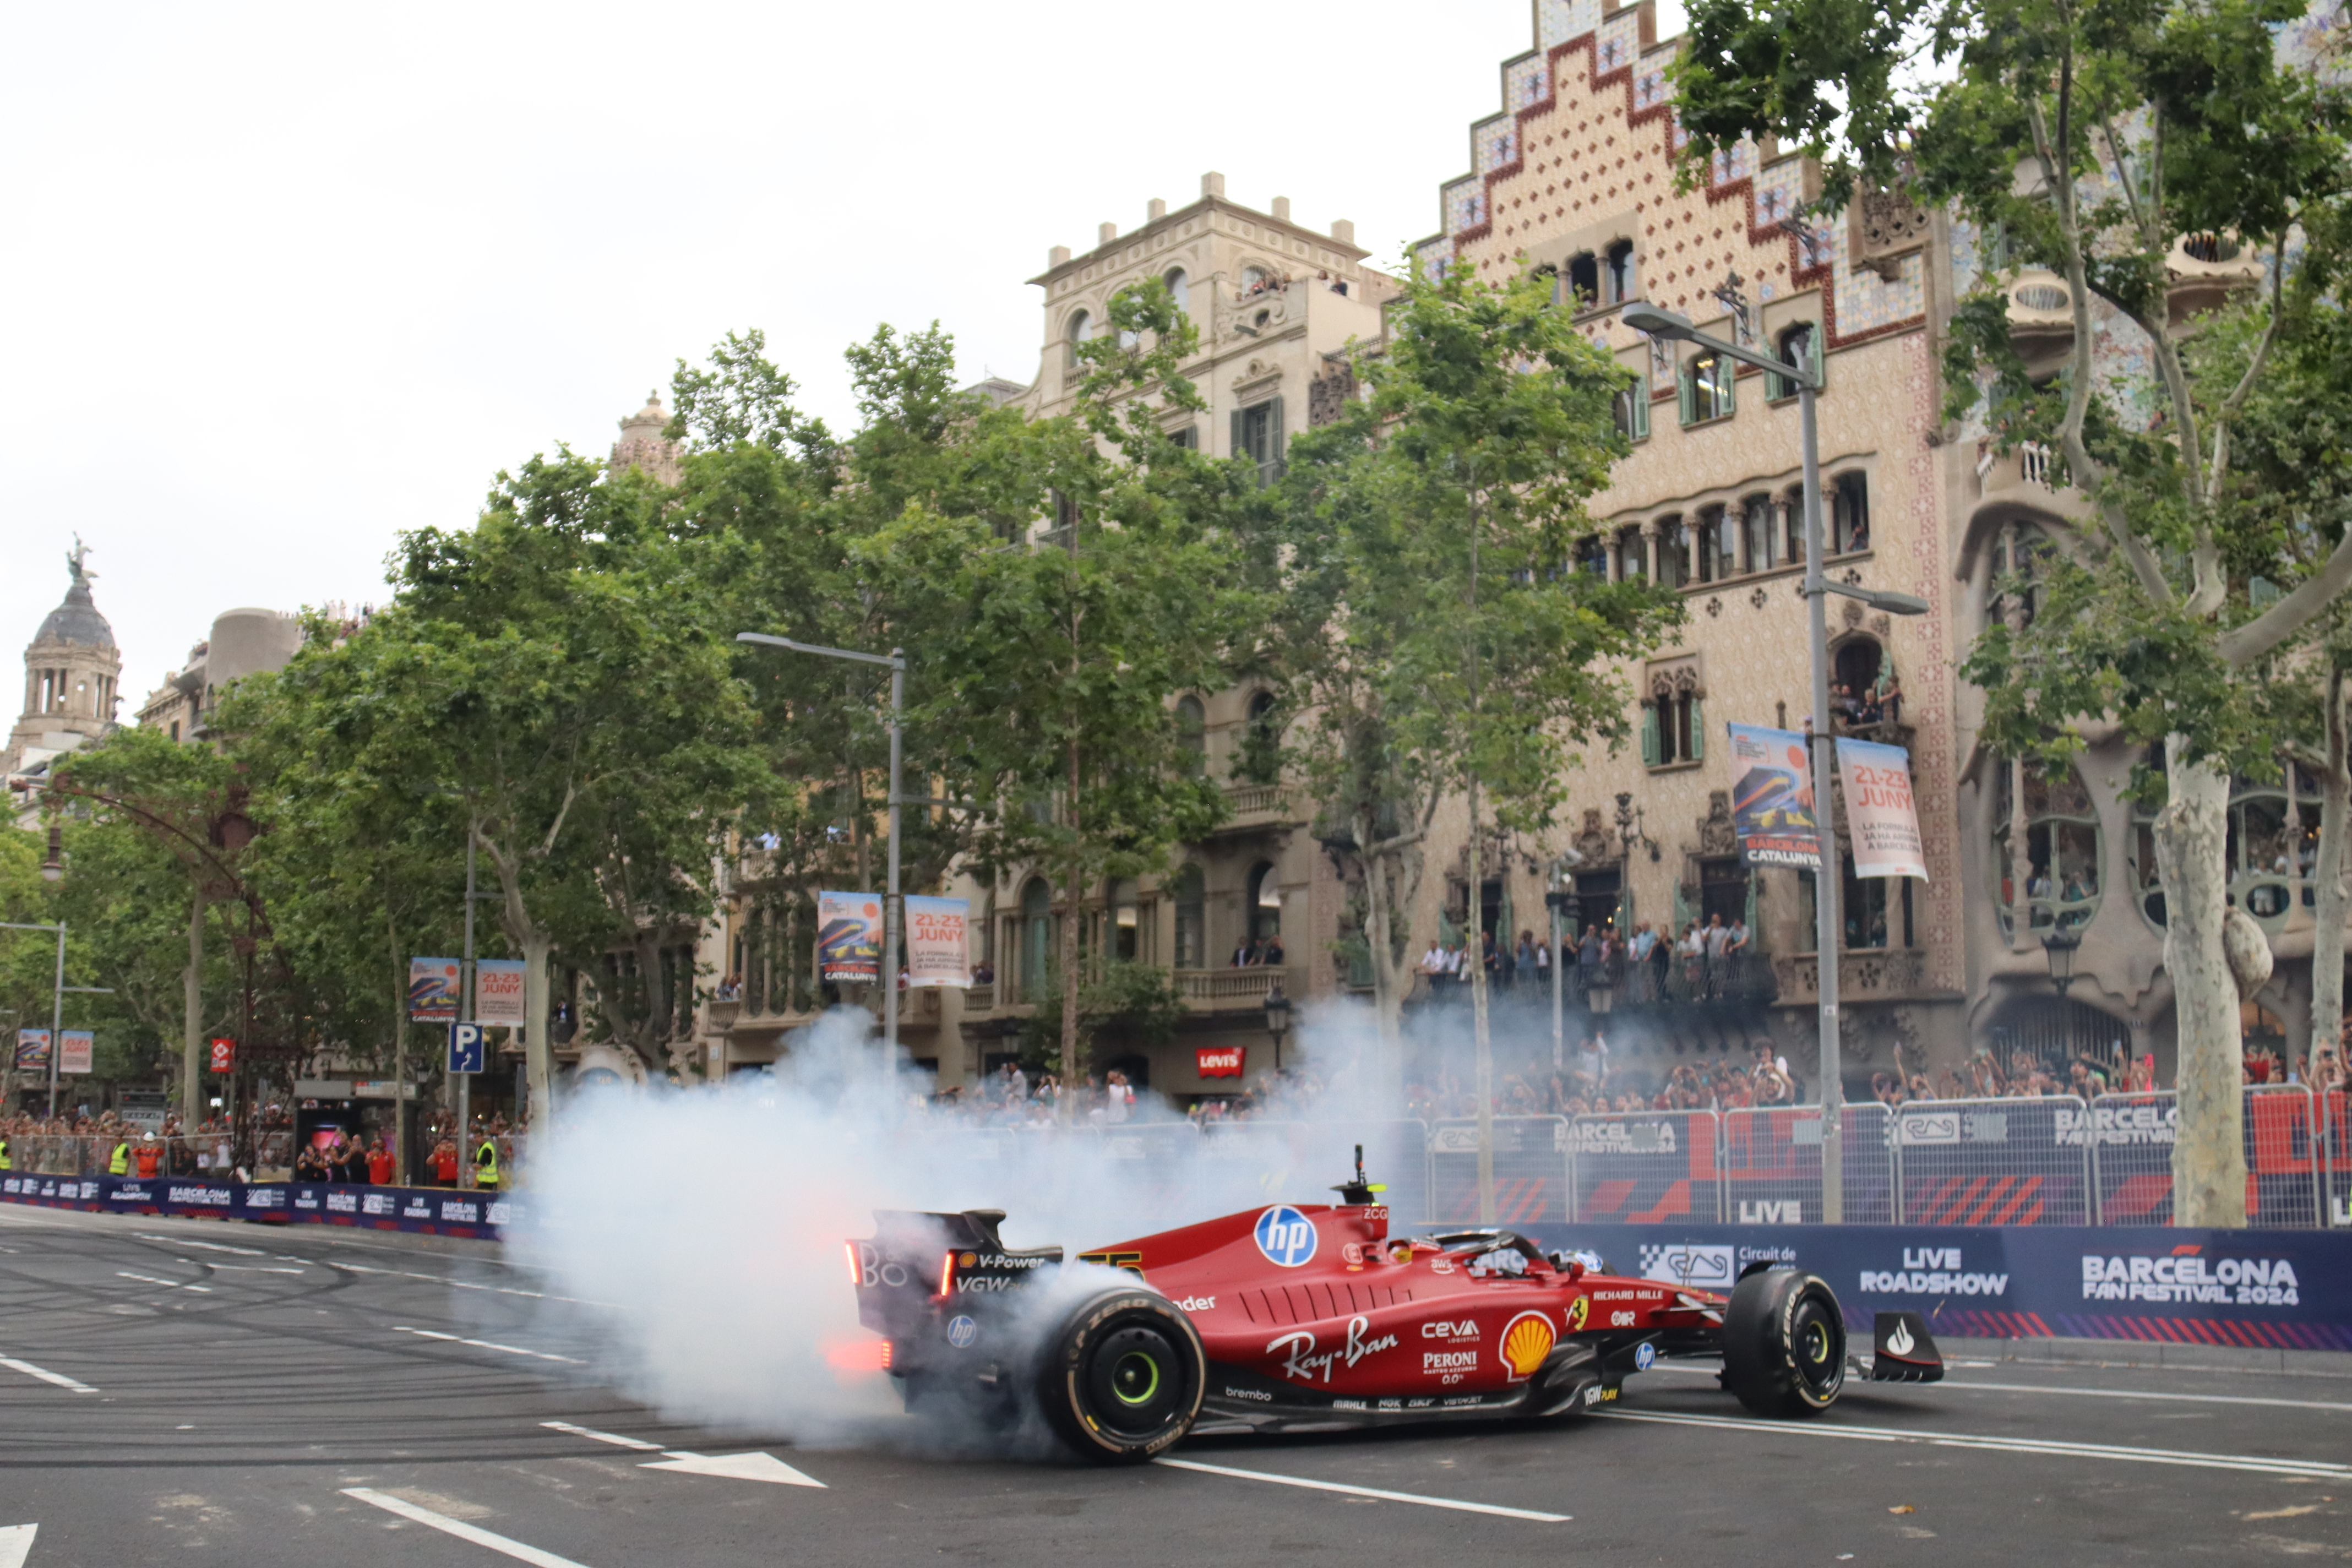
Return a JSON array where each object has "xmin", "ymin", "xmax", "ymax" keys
[{"xmin": 133, "ymin": 1135, "xmax": 162, "ymax": 1179}]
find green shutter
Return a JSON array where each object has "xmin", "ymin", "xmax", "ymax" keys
[
  {"xmin": 1811, "ymin": 322, "xmax": 1827, "ymax": 389},
  {"xmin": 1677, "ymin": 364, "xmax": 1696, "ymax": 426},
  {"xmin": 1631, "ymin": 383, "xmax": 1650, "ymax": 439},
  {"xmin": 1690, "ymin": 698, "xmax": 1705, "ymax": 761},
  {"xmin": 1230, "ymin": 407, "xmax": 1245, "ymax": 464},
  {"xmin": 1267, "ymin": 395, "xmax": 1286, "ymax": 481},
  {"xmin": 1719, "ymin": 365, "xmax": 1735, "ymax": 419},
  {"xmin": 1641, "ymin": 704, "xmax": 1661, "ymax": 767}
]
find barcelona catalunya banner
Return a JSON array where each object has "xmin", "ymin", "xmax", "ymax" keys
[
  {"xmin": 1526, "ymin": 1221, "xmax": 2352, "ymax": 1353},
  {"xmin": 0, "ymin": 1172, "xmax": 517, "ymax": 1240}
]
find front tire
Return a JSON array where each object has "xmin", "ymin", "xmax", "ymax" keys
[
  {"xmin": 1034, "ymin": 1289, "xmax": 1205, "ymax": 1463},
  {"xmin": 1722, "ymin": 1269, "xmax": 1845, "ymax": 1417}
]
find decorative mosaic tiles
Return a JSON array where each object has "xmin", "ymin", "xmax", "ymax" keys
[
  {"xmin": 1507, "ymin": 53, "xmax": 1550, "ymax": 112},
  {"xmin": 1474, "ymin": 116, "xmax": 1519, "ymax": 175},
  {"xmin": 1597, "ymin": 7, "xmax": 1642, "ymax": 74},
  {"xmin": 1536, "ymin": 0, "xmax": 1603, "ymax": 50},
  {"xmin": 1443, "ymin": 178, "xmax": 1485, "ymax": 236}
]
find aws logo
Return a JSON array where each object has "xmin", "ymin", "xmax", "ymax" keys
[{"xmin": 1500, "ymin": 1311, "xmax": 1556, "ymax": 1381}]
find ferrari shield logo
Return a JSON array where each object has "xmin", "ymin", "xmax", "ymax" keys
[
  {"xmin": 1564, "ymin": 1296, "xmax": 1589, "ymax": 1332},
  {"xmin": 1501, "ymin": 1310, "xmax": 1556, "ymax": 1381}
]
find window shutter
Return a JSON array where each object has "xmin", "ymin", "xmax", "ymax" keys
[
  {"xmin": 1690, "ymin": 698, "xmax": 1706, "ymax": 761},
  {"xmin": 1719, "ymin": 364, "xmax": 1735, "ymax": 420},
  {"xmin": 1810, "ymin": 323, "xmax": 1827, "ymax": 390},
  {"xmin": 1231, "ymin": 407, "xmax": 1245, "ymax": 463},
  {"xmin": 1631, "ymin": 384, "xmax": 1650, "ymax": 439},
  {"xmin": 1677, "ymin": 364, "xmax": 1696, "ymax": 426},
  {"xmin": 1267, "ymin": 396, "xmax": 1287, "ymax": 481},
  {"xmin": 1641, "ymin": 704, "xmax": 1661, "ymax": 767}
]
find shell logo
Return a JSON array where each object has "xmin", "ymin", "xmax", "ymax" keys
[{"xmin": 1500, "ymin": 1310, "xmax": 1556, "ymax": 1381}]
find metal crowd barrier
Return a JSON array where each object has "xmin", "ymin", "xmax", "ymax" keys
[
  {"xmin": 2078, "ymin": 1086, "xmax": 2327, "ymax": 1229},
  {"xmin": 1430, "ymin": 1116, "xmax": 1571, "ymax": 1225},
  {"xmin": 2329, "ymin": 1089, "xmax": 2350, "ymax": 1229},
  {"xmin": 1566, "ymin": 1110, "xmax": 1722, "ymax": 1224},
  {"xmin": 1721, "ymin": 1104, "xmax": 1896, "ymax": 1225},
  {"xmin": 1894, "ymin": 1095, "xmax": 2094, "ymax": 1226}
]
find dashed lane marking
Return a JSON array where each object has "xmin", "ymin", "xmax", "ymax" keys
[
  {"xmin": 186, "ymin": 1261, "xmax": 307, "ymax": 1275},
  {"xmin": 115, "ymin": 1271, "xmax": 210, "ymax": 1293},
  {"xmin": 393, "ymin": 1326, "xmax": 582, "ymax": 1364},
  {"xmin": 1153, "ymin": 1458, "xmax": 1569, "ymax": 1521},
  {"xmin": 0, "ymin": 1523, "xmax": 35, "ymax": 1568},
  {"xmin": 135, "ymin": 1234, "xmax": 263, "ymax": 1256},
  {"xmin": 540, "ymin": 1421, "xmax": 663, "ymax": 1451},
  {"xmin": 330, "ymin": 1261, "xmax": 612, "ymax": 1308},
  {"xmin": 1596, "ymin": 1408, "xmax": 2352, "ymax": 1478},
  {"xmin": 340, "ymin": 1489, "xmax": 593, "ymax": 1568},
  {"xmin": 0, "ymin": 1355, "xmax": 96, "ymax": 1395},
  {"xmin": 1645, "ymin": 1363, "xmax": 2352, "ymax": 1412}
]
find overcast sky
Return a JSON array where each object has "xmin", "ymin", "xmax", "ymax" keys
[{"xmin": 2, "ymin": 1, "xmax": 1685, "ymax": 709}]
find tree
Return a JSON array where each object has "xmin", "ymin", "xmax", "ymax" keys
[
  {"xmin": 1308, "ymin": 262, "xmax": 1683, "ymax": 1217},
  {"xmin": 1674, "ymin": 0, "xmax": 2352, "ymax": 1224},
  {"xmin": 869, "ymin": 279, "xmax": 1246, "ymax": 1109}
]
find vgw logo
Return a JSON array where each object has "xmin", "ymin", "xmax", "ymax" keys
[
  {"xmin": 1736, "ymin": 1200, "xmax": 1804, "ymax": 1223},
  {"xmin": 1254, "ymin": 1205, "xmax": 1318, "ymax": 1267}
]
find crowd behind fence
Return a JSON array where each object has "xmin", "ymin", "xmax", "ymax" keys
[
  {"xmin": 0, "ymin": 1125, "xmax": 525, "ymax": 1190},
  {"xmin": 923, "ymin": 1087, "xmax": 2352, "ymax": 1231}
]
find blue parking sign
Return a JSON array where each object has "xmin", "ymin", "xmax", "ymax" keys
[{"xmin": 449, "ymin": 1022, "xmax": 485, "ymax": 1075}]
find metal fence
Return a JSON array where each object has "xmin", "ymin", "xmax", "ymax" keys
[
  {"xmin": 1566, "ymin": 1110, "xmax": 1722, "ymax": 1224},
  {"xmin": 2077, "ymin": 1086, "xmax": 2327, "ymax": 1229},
  {"xmin": 2329, "ymin": 1089, "xmax": 2351, "ymax": 1229},
  {"xmin": 1894, "ymin": 1095, "xmax": 2094, "ymax": 1226},
  {"xmin": 1721, "ymin": 1104, "xmax": 1896, "ymax": 1226},
  {"xmin": 1431, "ymin": 1117, "xmax": 1571, "ymax": 1225},
  {"xmin": 0, "ymin": 1129, "xmax": 518, "ymax": 1190}
]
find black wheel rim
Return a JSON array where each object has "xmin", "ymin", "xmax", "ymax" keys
[
  {"xmin": 1085, "ymin": 1325, "xmax": 1184, "ymax": 1437},
  {"xmin": 1789, "ymin": 1295, "xmax": 1843, "ymax": 1400}
]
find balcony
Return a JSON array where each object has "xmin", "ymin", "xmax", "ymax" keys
[
  {"xmin": 1206, "ymin": 780, "xmax": 1295, "ymax": 835},
  {"xmin": 1770, "ymin": 948, "xmax": 1952, "ymax": 1004},
  {"xmin": 1175, "ymin": 965, "xmax": 1291, "ymax": 1012}
]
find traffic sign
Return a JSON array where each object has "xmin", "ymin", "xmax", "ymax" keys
[{"xmin": 449, "ymin": 1021, "xmax": 485, "ymax": 1075}]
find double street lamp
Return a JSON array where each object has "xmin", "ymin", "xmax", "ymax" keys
[{"xmin": 1622, "ymin": 303, "xmax": 1929, "ymax": 1223}]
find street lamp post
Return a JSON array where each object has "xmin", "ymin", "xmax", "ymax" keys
[
  {"xmin": 1623, "ymin": 303, "xmax": 1929, "ymax": 1223},
  {"xmin": 737, "ymin": 633, "xmax": 907, "ymax": 1063}
]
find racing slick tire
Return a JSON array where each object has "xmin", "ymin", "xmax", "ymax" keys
[
  {"xmin": 1721, "ymin": 1268, "xmax": 1846, "ymax": 1418},
  {"xmin": 1034, "ymin": 1288, "xmax": 1205, "ymax": 1463}
]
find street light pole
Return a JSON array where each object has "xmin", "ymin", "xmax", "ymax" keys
[
  {"xmin": 1622, "ymin": 303, "xmax": 1930, "ymax": 1224},
  {"xmin": 458, "ymin": 826, "xmax": 476, "ymax": 1189},
  {"xmin": 737, "ymin": 633, "xmax": 908, "ymax": 1065}
]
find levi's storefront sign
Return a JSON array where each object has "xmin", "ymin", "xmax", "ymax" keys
[{"xmin": 1197, "ymin": 1045, "xmax": 1246, "ymax": 1079}]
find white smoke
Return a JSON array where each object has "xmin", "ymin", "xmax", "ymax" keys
[{"xmin": 506, "ymin": 1005, "xmax": 1387, "ymax": 1449}]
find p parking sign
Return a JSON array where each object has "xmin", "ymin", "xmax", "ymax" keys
[{"xmin": 449, "ymin": 1021, "xmax": 485, "ymax": 1075}]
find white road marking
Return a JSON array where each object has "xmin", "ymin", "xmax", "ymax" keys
[
  {"xmin": 540, "ymin": 1421, "xmax": 663, "ymax": 1451},
  {"xmin": 136, "ymin": 1234, "xmax": 263, "ymax": 1256},
  {"xmin": 393, "ymin": 1326, "xmax": 581, "ymax": 1364},
  {"xmin": 0, "ymin": 1523, "xmax": 34, "ymax": 1568},
  {"xmin": 1154, "ymin": 1458, "xmax": 1569, "ymax": 1521},
  {"xmin": 640, "ymin": 1451, "xmax": 825, "ymax": 1487},
  {"xmin": 340, "ymin": 1488, "xmax": 594, "ymax": 1568},
  {"xmin": 0, "ymin": 1356, "xmax": 96, "ymax": 1395},
  {"xmin": 115, "ymin": 1271, "xmax": 210, "ymax": 1293},
  {"xmin": 1647, "ymin": 1363, "xmax": 2352, "ymax": 1412},
  {"xmin": 331, "ymin": 1261, "xmax": 610, "ymax": 1308},
  {"xmin": 189, "ymin": 1262, "xmax": 306, "ymax": 1275},
  {"xmin": 1597, "ymin": 1409, "xmax": 2352, "ymax": 1478}
]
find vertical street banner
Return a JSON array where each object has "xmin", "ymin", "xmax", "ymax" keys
[
  {"xmin": 905, "ymin": 896, "xmax": 971, "ymax": 988},
  {"xmin": 209, "ymin": 1038, "xmax": 236, "ymax": 1074},
  {"xmin": 1837, "ymin": 737, "xmax": 1929, "ymax": 880},
  {"xmin": 474, "ymin": 959, "xmax": 528, "ymax": 1025},
  {"xmin": 816, "ymin": 891, "xmax": 882, "ymax": 983},
  {"xmin": 13, "ymin": 1031, "xmax": 50, "ymax": 1072},
  {"xmin": 409, "ymin": 957, "xmax": 461, "ymax": 1022},
  {"xmin": 1727, "ymin": 723, "xmax": 1822, "ymax": 869},
  {"xmin": 59, "ymin": 1031, "xmax": 93, "ymax": 1075}
]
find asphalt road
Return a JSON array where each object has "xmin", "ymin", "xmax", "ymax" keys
[{"xmin": 3, "ymin": 1203, "xmax": 2349, "ymax": 1567}]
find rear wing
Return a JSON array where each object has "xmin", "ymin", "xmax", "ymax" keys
[
  {"xmin": 1866, "ymin": 1311, "xmax": 1946, "ymax": 1383},
  {"xmin": 849, "ymin": 1208, "xmax": 1063, "ymax": 1339}
]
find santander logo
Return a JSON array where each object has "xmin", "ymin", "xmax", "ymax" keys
[{"xmin": 1886, "ymin": 1320, "xmax": 1917, "ymax": 1357}]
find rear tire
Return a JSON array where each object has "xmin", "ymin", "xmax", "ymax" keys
[
  {"xmin": 1034, "ymin": 1290, "xmax": 1205, "ymax": 1463},
  {"xmin": 1722, "ymin": 1269, "xmax": 1845, "ymax": 1418}
]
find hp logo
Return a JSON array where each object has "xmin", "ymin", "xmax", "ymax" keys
[
  {"xmin": 1253, "ymin": 1206, "xmax": 1319, "ymax": 1268},
  {"xmin": 946, "ymin": 1315, "xmax": 978, "ymax": 1349},
  {"xmin": 1634, "ymin": 1342, "xmax": 1657, "ymax": 1371}
]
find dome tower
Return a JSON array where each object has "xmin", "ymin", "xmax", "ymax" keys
[{"xmin": 6, "ymin": 537, "xmax": 122, "ymax": 778}]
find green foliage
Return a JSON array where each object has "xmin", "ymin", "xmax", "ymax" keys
[{"xmin": 1015, "ymin": 958, "xmax": 1186, "ymax": 1074}]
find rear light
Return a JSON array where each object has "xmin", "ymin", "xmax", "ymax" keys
[
  {"xmin": 824, "ymin": 1337, "xmax": 892, "ymax": 1372},
  {"xmin": 844, "ymin": 1242, "xmax": 861, "ymax": 1286},
  {"xmin": 939, "ymin": 1251, "xmax": 956, "ymax": 1297},
  {"xmin": 880, "ymin": 1339, "xmax": 893, "ymax": 1370}
]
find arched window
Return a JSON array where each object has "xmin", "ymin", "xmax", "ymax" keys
[
  {"xmin": 1565, "ymin": 252, "xmax": 1599, "ymax": 309},
  {"xmin": 1065, "ymin": 309, "xmax": 1094, "ymax": 368},
  {"xmin": 1830, "ymin": 471, "xmax": 1870, "ymax": 553},
  {"xmin": 1248, "ymin": 862, "xmax": 1283, "ymax": 943},
  {"xmin": 1612, "ymin": 383, "xmax": 1650, "ymax": 440},
  {"xmin": 1616, "ymin": 526, "xmax": 1647, "ymax": 581},
  {"xmin": 1577, "ymin": 533, "xmax": 1609, "ymax": 579},
  {"xmin": 1990, "ymin": 521, "xmax": 2050, "ymax": 629},
  {"xmin": 1834, "ymin": 636, "xmax": 1884, "ymax": 707},
  {"xmin": 1698, "ymin": 504, "xmax": 1733, "ymax": 582},
  {"xmin": 1109, "ymin": 878, "xmax": 1141, "ymax": 961},
  {"xmin": 1742, "ymin": 494, "xmax": 1776, "ymax": 573},
  {"xmin": 1175, "ymin": 694, "xmax": 1206, "ymax": 778},
  {"xmin": 1655, "ymin": 516, "xmax": 1688, "ymax": 589},
  {"xmin": 1993, "ymin": 761, "xmax": 2100, "ymax": 937},
  {"xmin": 1643, "ymin": 688, "xmax": 1702, "ymax": 767},
  {"xmin": 1173, "ymin": 864, "xmax": 1207, "ymax": 968},
  {"xmin": 1604, "ymin": 239, "xmax": 1636, "ymax": 304},
  {"xmin": 2229, "ymin": 764, "xmax": 2323, "ymax": 932},
  {"xmin": 1240, "ymin": 264, "xmax": 1272, "ymax": 295},
  {"xmin": 1164, "ymin": 268, "xmax": 1190, "ymax": 315},
  {"xmin": 1768, "ymin": 323, "xmax": 1821, "ymax": 400},
  {"xmin": 1020, "ymin": 878, "xmax": 1054, "ymax": 1001}
]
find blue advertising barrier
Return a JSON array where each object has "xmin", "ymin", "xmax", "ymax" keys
[
  {"xmin": 0, "ymin": 1172, "xmax": 516, "ymax": 1239},
  {"xmin": 1520, "ymin": 1220, "xmax": 2352, "ymax": 1352}
]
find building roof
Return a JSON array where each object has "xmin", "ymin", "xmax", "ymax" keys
[{"xmin": 35, "ymin": 545, "xmax": 114, "ymax": 650}]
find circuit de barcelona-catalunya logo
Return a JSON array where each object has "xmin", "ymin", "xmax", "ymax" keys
[{"xmin": 1254, "ymin": 1205, "xmax": 1318, "ymax": 1268}]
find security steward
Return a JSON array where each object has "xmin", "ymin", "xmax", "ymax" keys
[
  {"xmin": 473, "ymin": 1134, "xmax": 500, "ymax": 1193},
  {"xmin": 0, "ymin": 1132, "xmax": 10, "ymax": 1172},
  {"xmin": 108, "ymin": 1137, "xmax": 132, "ymax": 1175}
]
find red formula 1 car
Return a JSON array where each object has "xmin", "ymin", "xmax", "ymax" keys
[{"xmin": 849, "ymin": 1151, "xmax": 1943, "ymax": 1462}]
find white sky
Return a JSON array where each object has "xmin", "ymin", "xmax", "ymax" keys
[{"xmin": 2, "ymin": 1, "xmax": 1686, "ymax": 707}]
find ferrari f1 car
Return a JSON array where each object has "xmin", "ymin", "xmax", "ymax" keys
[{"xmin": 848, "ymin": 1151, "xmax": 1943, "ymax": 1463}]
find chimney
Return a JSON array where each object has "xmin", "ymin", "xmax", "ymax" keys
[
  {"xmin": 1202, "ymin": 171, "xmax": 1226, "ymax": 199},
  {"xmin": 1147, "ymin": 197, "xmax": 1167, "ymax": 222},
  {"xmin": 1271, "ymin": 196, "xmax": 1292, "ymax": 222},
  {"xmin": 1331, "ymin": 219, "xmax": 1357, "ymax": 246},
  {"xmin": 1049, "ymin": 244, "xmax": 1072, "ymax": 267},
  {"xmin": 1099, "ymin": 221, "xmax": 1118, "ymax": 246}
]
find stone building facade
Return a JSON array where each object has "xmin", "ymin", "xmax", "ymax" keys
[{"xmin": 6, "ymin": 543, "xmax": 122, "ymax": 788}]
